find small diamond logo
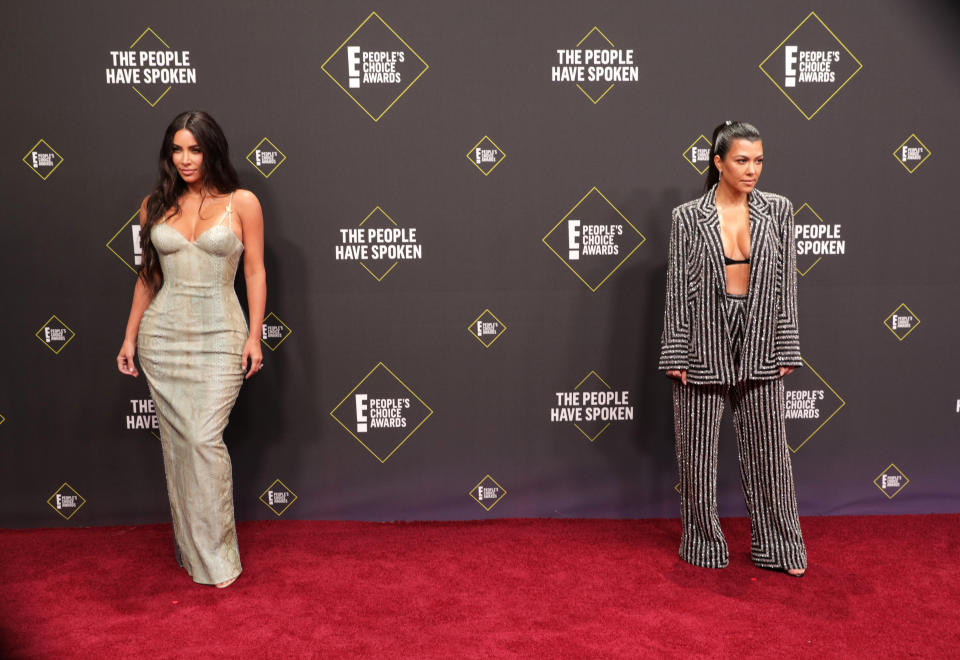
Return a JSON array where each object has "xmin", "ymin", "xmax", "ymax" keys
[
  {"xmin": 21, "ymin": 139, "xmax": 64, "ymax": 180},
  {"xmin": 35, "ymin": 315, "xmax": 76, "ymax": 355},
  {"xmin": 874, "ymin": 464, "xmax": 909, "ymax": 499},
  {"xmin": 892, "ymin": 134, "xmax": 931, "ymax": 174},
  {"xmin": 673, "ymin": 481, "xmax": 681, "ymax": 494},
  {"xmin": 682, "ymin": 135, "xmax": 713, "ymax": 175},
  {"xmin": 261, "ymin": 312, "xmax": 293, "ymax": 351},
  {"xmin": 759, "ymin": 12, "xmax": 862, "ymax": 120},
  {"xmin": 0, "ymin": 413, "xmax": 6, "ymax": 426},
  {"xmin": 467, "ymin": 309, "xmax": 507, "ymax": 348},
  {"xmin": 106, "ymin": 209, "xmax": 143, "ymax": 275},
  {"xmin": 469, "ymin": 475, "xmax": 507, "ymax": 511},
  {"xmin": 330, "ymin": 362, "xmax": 434, "ymax": 463},
  {"xmin": 321, "ymin": 12, "xmax": 429, "ymax": 121},
  {"xmin": 784, "ymin": 359, "xmax": 846, "ymax": 452},
  {"xmin": 542, "ymin": 187, "xmax": 646, "ymax": 292},
  {"xmin": 246, "ymin": 138, "xmax": 287, "ymax": 178},
  {"xmin": 466, "ymin": 136, "xmax": 506, "ymax": 176},
  {"xmin": 259, "ymin": 479, "xmax": 298, "ymax": 516},
  {"xmin": 47, "ymin": 483, "xmax": 86, "ymax": 520},
  {"xmin": 884, "ymin": 303, "xmax": 920, "ymax": 341}
]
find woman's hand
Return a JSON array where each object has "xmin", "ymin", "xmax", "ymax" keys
[
  {"xmin": 116, "ymin": 340, "xmax": 139, "ymax": 377},
  {"xmin": 779, "ymin": 366, "xmax": 795, "ymax": 378},
  {"xmin": 666, "ymin": 369, "xmax": 687, "ymax": 385},
  {"xmin": 241, "ymin": 336, "xmax": 264, "ymax": 379}
]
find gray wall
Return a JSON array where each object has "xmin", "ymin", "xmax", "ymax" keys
[{"xmin": 2, "ymin": 0, "xmax": 958, "ymax": 527}]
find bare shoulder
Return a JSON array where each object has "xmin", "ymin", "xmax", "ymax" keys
[
  {"xmin": 139, "ymin": 195, "xmax": 150, "ymax": 226},
  {"xmin": 232, "ymin": 189, "xmax": 262, "ymax": 216}
]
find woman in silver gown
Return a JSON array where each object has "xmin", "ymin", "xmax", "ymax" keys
[{"xmin": 117, "ymin": 111, "xmax": 266, "ymax": 588}]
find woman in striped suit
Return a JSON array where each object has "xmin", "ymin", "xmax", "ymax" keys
[{"xmin": 659, "ymin": 121, "xmax": 806, "ymax": 576}]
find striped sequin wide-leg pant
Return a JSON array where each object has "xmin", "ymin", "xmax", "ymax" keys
[{"xmin": 672, "ymin": 296, "xmax": 807, "ymax": 569}]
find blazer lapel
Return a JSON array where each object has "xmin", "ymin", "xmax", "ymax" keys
[
  {"xmin": 745, "ymin": 188, "xmax": 772, "ymax": 330},
  {"xmin": 695, "ymin": 187, "xmax": 727, "ymax": 296}
]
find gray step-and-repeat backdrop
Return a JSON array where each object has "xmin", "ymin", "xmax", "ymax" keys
[{"xmin": 2, "ymin": 1, "xmax": 958, "ymax": 528}]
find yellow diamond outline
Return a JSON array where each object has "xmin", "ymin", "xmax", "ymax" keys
[
  {"xmin": 673, "ymin": 481, "xmax": 681, "ymax": 494},
  {"xmin": 129, "ymin": 27, "xmax": 173, "ymax": 107},
  {"xmin": 892, "ymin": 134, "xmax": 931, "ymax": 174},
  {"xmin": 465, "ymin": 135, "xmax": 507, "ymax": 176},
  {"xmin": 794, "ymin": 203, "xmax": 827, "ymax": 277},
  {"xmin": 261, "ymin": 311, "xmax": 293, "ymax": 352},
  {"xmin": 758, "ymin": 11, "xmax": 863, "ymax": 121},
  {"xmin": 467, "ymin": 308, "xmax": 508, "ymax": 348},
  {"xmin": 468, "ymin": 474, "xmax": 507, "ymax": 511},
  {"xmin": 245, "ymin": 137, "xmax": 287, "ymax": 179},
  {"xmin": 873, "ymin": 463, "xmax": 909, "ymax": 499},
  {"xmin": 357, "ymin": 206, "xmax": 405, "ymax": 281},
  {"xmin": 34, "ymin": 314, "xmax": 76, "ymax": 355},
  {"xmin": 259, "ymin": 478, "xmax": 299, "ymax": 516},
  {"xmin": 883, "ymin": 303, "xmax": 921, "ymax": 341},
  {"xmin": 542, "ymin": 187, "xmax": 646, "ymax": 292},
  {"xmin": 572, "ymin": 370, "xmax": 613, "ymax": 443},
  {"xmin": 574, "ymin": 27, "xmax": 616, "ymax": 104},
  {"xmin": 46, "ymin": 482, "xmax": 86, "ymax": 520},
  {"xmin": 21, "ymin": 139, "xmax": 65, "ymax": 180},
  {"xmin": 787, "ymin": 358, "xmax": 846, "ymax": 453},
  {"xmin": 681, "ymin": 134, "xmax": 712, "ymax": 175},
  {"xmin": 0, "ymin": 413, "xmax": 5, "ymax": 426},
  {"xmin": 320, "ymin": 11, "xmax": 430, "ymax": 122},
  {"xmin": 106, "ymin": 209, "xmax": 142, "ymax": 275},
  {"xmin": 329, "ymin": 361, "xmax": 434, "ymax": 464}
]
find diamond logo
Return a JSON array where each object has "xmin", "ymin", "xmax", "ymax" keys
[
  {"xmin": 35, "ymin": 315, "xmax": 76, "ymax": 355},
  {"xmin": 543, "ymin": 187, "xmax": 645, "ymax": 292},
  {"xmin": 784, "ymin": 359, "xmax": 846, "ymax": 452},
  {"xmin": 793, "ymin": 203, "xmax": 848, "ymax": 277},
  {"xmin": 884, "ymin": 303, "xmax": 920, "ymax": 341},
  {"xmin": 892, "ymin": 134, "xmax": 931, "ymax": 174},
  {"xmin": 682, "ymin": 134, "xmax": 713, "ymax": 175},
  {"xmin": 246, "ymin": 138, "xmax": 287, "ymax": 178},
  {"xmin": 259, "ymin": 479, "xmax": 298, "ymax": 516},
  {"xmin": 759, "ymin": 12, "xmax": 862, "ymax": 120},
  {"xmin": 21, "ymin": 139, "xmax": 64, "ymax": 181},
  {"xmin": 330, "ymin": 362, "xmax": 433, "ymax": 463},
  {"xmin": 129, "ymin": 28, "xmax": 174, "ymax": 107},
  {"xmin": 466, "ymin": 136, "xmax": 506, "ymax": 176},
  {"xmin": 0, "ymin": 413, "xmax": 5, "ymax": 427},
  {"xmin": 47, "ymin": 483, "xmax": 86, "ymax": 520},
  {"xmin": 467, "ymin": 309, "xmax": 507, "ymax": 348},
  {"xmin": 469, "ymin": 475, "xmax": 507, "ymax": 511},
  {"xmin": 261, "ymin": 312, "xmax": 293, "ymax": 351},
  {"xmin": 574, "ymin": 27, "xmax": 617, "ymax": 103},
  {"xmin": 573, "ymin": 371, "xmax": 613, "ymax": 442},
  {"xmin": 321, "ymin": 12, "xmax": 429, "ymax": 121},
  {"xmin": 106, "ymin": 209, "xmax": 143, "ymax": 275},
  {"xmin": 874, "ymin": 464, "xmax": 909, "ymax": 499}
]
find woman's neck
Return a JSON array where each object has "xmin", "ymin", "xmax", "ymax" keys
[{"xmin": 714, "ymin": 181, "xmax": 747, "ymax": 209}]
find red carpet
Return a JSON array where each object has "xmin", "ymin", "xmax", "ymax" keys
[{"xmin": 1, "ymin": 515, "xmax": 957, "ymax": 658}]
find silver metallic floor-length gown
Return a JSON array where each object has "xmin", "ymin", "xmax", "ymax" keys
[{"xmin": 137, "ymin": 197, "xmax": 246, "ymax": 585}]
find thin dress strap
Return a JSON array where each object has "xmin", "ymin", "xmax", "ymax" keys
[{"xmin": 221, "ymin": 191, "xmax": 235, "ymax": 228}]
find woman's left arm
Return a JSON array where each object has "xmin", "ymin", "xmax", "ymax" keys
[
  {"xmin": 236, "ymin": 190, "xmax": 266, "ymax": 379},
  {"xmin": 776, "ymin": 198, "xmax": 802, "ymax": 376}
]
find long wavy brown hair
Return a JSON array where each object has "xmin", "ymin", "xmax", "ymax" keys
[{"xmin": 139, "ymin": 111, "xmax": 240, "ymax": 291}]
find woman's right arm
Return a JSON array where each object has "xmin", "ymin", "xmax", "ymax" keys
[
  {"xmin": 116, "ymin": 199, "xmax": 155, "ymax": 378},
  {"xmin": 659, "ymin": 208, "xmax": 689, "ymax": 385}
]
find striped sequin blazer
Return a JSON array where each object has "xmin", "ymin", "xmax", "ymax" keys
[{"xmin": 658, "ymin": 185, "xmax": 802, "ymax": 385}]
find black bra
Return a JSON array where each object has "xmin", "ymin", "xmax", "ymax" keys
[{"xmin": 724, "ymin": 255, "xmax": 750, "ymax": 265}]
